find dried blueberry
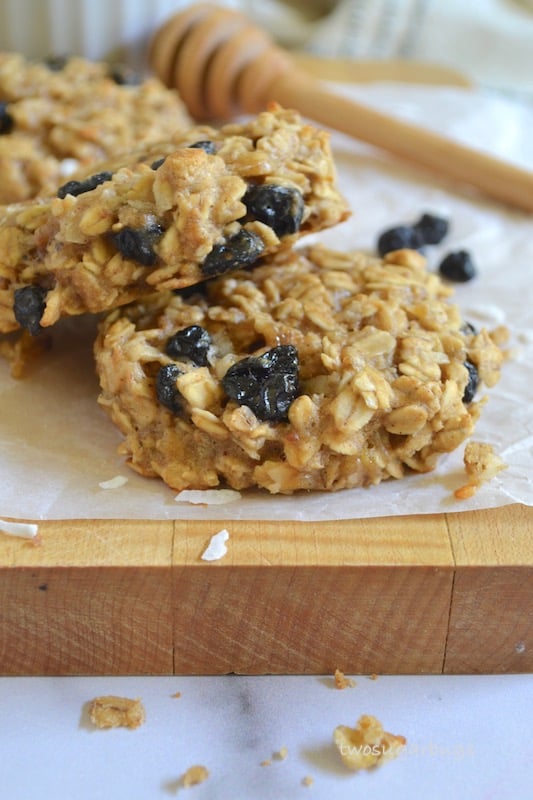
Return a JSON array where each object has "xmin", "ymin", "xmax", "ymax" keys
[
  {"xmin": 108, "ymin": 65, "xmax": 140, "ymax": 85},
  {"xmin": 43, "ymin": 54, "xmax": 69, "ymax": 71},
  {"xmin": 202, "ymin": 229, "xmax": 265, "ymax": 277},
  {"xmin": 463, "ymin": 359, "xmax": 479, "ymax": 403},
  {"xmin": 438, "ymin": 250, "xmax": 477, "ymax": 282},
  {"xmin": 13, "ymin": 285, "xmax": 47, "ymax": 335},
  {"xmin": 222, "ymin": 345, "xmax": 299, "ymax": 422},
  {"xmin": 188, "ymin": 140, "xmax": 217, "ymax": 155},
  {"xmin": 174, "ymin": 282, "xmax": 209, "ymax": 301},
  {"xmin": 151, "ymin": 157, "xmax": 166, "ymax": 170},
  {"xmin": 377, "ymin": 225, "xmax": 425, "ymax": 257},
  {"xmin": 0, "ymin": 102, "xmax": 14, "ymax": 135},
  {"xmin": 57, "ymin": 171, "xmax": 113, "ymax": 199},
  {"xmin": 414, "ymin": 212, "xmax": 449, "ymax": 245},
  {"xmin": 243, "ymin": 184, "xmax": 305, "ymax": 237},
  {"xmin": 165, "ymin": 325, "xmax": 212, "ymax": 367},
  {"xmin": 110, "ymin": 223, "xmax": 164, "ymax": 267},
  {"xmin": 156, "ymin": 364, "xmax": 183, "ymax": 414},
  {"xmin": 461, "ymin": 321, "xmax": 477, "ymax": 336}
]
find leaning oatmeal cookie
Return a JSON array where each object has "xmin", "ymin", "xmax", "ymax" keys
[
  {"xmin": 0, "ymin": 106, "xmax": 348, "ymax": 334},
  {"xmin": 94, "ymin": 244, "xmax": 506, "ymax": 494},
  {"xmin": 0, "ymin": 52, "xmax": 191, "ymax": 203}
]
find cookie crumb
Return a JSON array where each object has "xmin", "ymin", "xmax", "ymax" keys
[
  {"xmin": 302, "ymin": 775, "xmax": 314, "ymax": 787},
  {"xmin": 334, "ymin": 714, "xmax": 406, "ymax": 770},
  {"xmin": 260, "ymin": 759, "xmax": 272, "ymax": 767},
  {"xmin": 334, "ymin": 668, "xmax": 356, "ymax": 689},
  {"xmin": 182, "ymin": 765, "xmax": 209, "ymax": 788},
  {"xmin": 369, "ymin": 673, "xmax": 379, "ymax": 681},
  {"xmin": 273, "ymin": 746, "xmax": 289, "ymax": 761},
  {"xmin": 88, "ymin": 695, "xmax": 145, "ymax": 729},
  {"xmin": 454, "ymin": 441, "xmax": 507, "ymax": 500},
  {"xmin": 454, "ymin": 483, "xmax": 478, "ymax": 500}
]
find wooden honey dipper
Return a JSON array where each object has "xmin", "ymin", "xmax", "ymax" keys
[{"xmin": 149, "ymin": 3, "xmax": 533, "ymax": 213}]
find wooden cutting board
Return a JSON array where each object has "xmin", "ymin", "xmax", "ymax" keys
[
  {"xmin": 1, "ymin": 505, "xmax": 532, "ymax": 676},
  {"xmin": 1, "ymin": 59, "xmax": 531, "ymax": 677}
]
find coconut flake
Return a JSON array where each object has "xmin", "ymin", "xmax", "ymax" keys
[
  {"xmin": 201, "ymin": 529, "xmax": 230, "ymax": 561},
  {"xmin": 58, "ymin": 158, "xmax": 79, "ymax": 176},
  {"xmin": 0, "ymin": 519, "xmax": 39, "ymax": 539},
  {"xmin": 175, "ymin": 489, "xmax": 241, "ymax": 505},
  {"xmin": 98, "ymin": 475, "xmax": 128, "ymax": 490}
]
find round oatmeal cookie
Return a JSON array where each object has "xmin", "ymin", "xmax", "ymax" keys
[
  {"xmin": 94, "ymin": 244, "xmax": 506, "ymax": 494},
  {"xmin": 0, "ymin": 51, "xmax": 191, "ymax": 203}
]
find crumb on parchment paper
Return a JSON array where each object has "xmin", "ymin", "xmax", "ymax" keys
[
  {"xmin": 454, "ymin": 441, "xmax": 507, "ymax": 500},
  {"xmin": 334, "ymin": 714, "xmax": 406, "ymax": 770},
  {"xmin": 88, "ymin": 695, "xmax": 145, "ymax": 730}
]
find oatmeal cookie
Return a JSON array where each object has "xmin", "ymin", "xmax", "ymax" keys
[
  {"xmin": 94, "ymin": 244, "xmax": 506, "ymax": 494},
  {"xmin": 0, "ymin": 52, "xmax": 191, "ymax": 203},
  {"xmin": 0, "ymin": 106, "xmax": 348, "ymax": 334}
]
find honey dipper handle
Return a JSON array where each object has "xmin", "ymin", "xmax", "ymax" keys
[
  {"xmin": 150, "ymin": 4, "xmax": 531, "ymax": 212},
  {"xmin": 264, "ymin": 72, "xmax": 533, "ymax": 213}
]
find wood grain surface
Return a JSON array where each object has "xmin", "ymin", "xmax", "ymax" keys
[
  {"xmin": 1, "ymin": 505, "xmax": 531, "ymax": 676},
  {"xmin": 292, "ymin": 54, "xmax": 472, "ymax": 87}
]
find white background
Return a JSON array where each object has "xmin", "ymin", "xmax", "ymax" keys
[{"xmin": 1, "ymin": 674, "xmax": 532, "ymax": 799}]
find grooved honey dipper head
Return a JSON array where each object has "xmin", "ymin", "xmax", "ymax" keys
[{"xmin": 149, "ymin": 3, "xmax": 293, "ymax": 121}]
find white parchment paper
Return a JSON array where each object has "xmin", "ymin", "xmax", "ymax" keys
[{"xmin": 1, "ymin": 84, "xmax": 532, "ymax": 521}]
